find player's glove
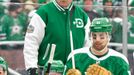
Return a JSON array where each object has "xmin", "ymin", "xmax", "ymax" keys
[
  {"xmin": 86, "ymin": 64, "xmax": 112, "ymax": 75},
  {"xmin": 27, "ymin": 68, "xmax": 38, "ymax": 75},
  {"xmin": 66, "ymin": 69, "xmax": 81, "ymax": 75}
]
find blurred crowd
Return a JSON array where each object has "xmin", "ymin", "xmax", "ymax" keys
[{"xmin": 0, "ymin": 0, "xmax": 134, "ymax": 49}]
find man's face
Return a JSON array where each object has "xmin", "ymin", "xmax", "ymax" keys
[
  {"xmin": 84, "ymin": 0, "xmax": 93, "ymax": 6},
  {"xmin": 91, "ymin": 32, "xmax": 109, "ymax": 51},
  {"xmin": 84, "ymin": 0, "xmax": 93, "ymax": 11},
  {"xmin": 104, "ymin": 2, "xmax": 113, "ymax": 13},
  {"xmin": 10, "ymin": 10, "xmax": 19, "ymax": 18},
  {"xmin": 57, "ymin": 0, "xmax": 72, "ymax": 8}
]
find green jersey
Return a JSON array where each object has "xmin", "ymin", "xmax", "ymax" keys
[
  {"xmin": 64, "ymin": 47, "xmax": 131, "ymax": 75},
  {"xmin": 0, "ymin": 4, "xmax": 6, "ymax": 41},
  {"xmin": 111, "ymin": 18, "xmax": 122, "ymax": 43},
  {"xmin": 24, "ymin": 0, "xmax": 90, "ymax": 69},
  {"xmin": 128, "ymin": 15, "xmax": 134, "ymax": 44},
  {"xmin": 1, "ymin": 14, "xmax": 25, "ymax": 41},
  {"xmin": 112, "ymin": 16, "xmax": 134, "ymax": 43},
  {"xmin": 111, "ymin": 16, "xmax": 134, "ymax": 51}
]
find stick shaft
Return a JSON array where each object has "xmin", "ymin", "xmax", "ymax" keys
[
  {"xmin": 45, "ymin": 63, "xmax": 51, "ymax": 75},
  {"xmin": 45, "ymin": 44, "xmax": 56, "ymax": 75},
  {"xmin": 70, "ymin": 30, "xmax": 75, "ymax": 69}
]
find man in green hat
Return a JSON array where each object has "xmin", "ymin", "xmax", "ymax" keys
[
  {"xmin": 64, "ymin": 17, "xmax": 131, "ymax": 75},
  {"xmin": 0, "ymin": 57, "xmax": 8, "ymax": 75}
]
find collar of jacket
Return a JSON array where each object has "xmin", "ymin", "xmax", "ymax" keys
[{"xmin": 53, "ymin": 0, "xmax": 74, "ymax": 11}]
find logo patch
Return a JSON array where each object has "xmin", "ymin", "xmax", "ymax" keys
[
  {"xmin": 27, "ymin": 25, "xmax": 34, "ymax": 33},
  {"xmin": 73, "ymin": 18, "xmax": 84, "ymax": 28},
  {"xmin": 11, "ymin": 25, "xmax": 21, "ymax": 35}
]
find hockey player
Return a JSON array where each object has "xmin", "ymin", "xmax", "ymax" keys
[{"xmin": 64, "ymin": 17, "xmax": 131, "ymax": 75}]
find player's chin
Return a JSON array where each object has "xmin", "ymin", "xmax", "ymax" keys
[{"xmin": 94, "ymin": 46, "xmax": 104, "ymax": 50}]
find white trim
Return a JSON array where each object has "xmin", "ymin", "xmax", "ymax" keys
[
  {"xmin": 43, "ymin": 43, "xmax": 50, "ymax": 60},
  {"xmin": 87, "ymin": 48, "xmax": 110, "ymax": 61},
  {"xmin": 84, "ymin": 18, "xmax": 91, "ymax": 47},
  {"xmin": 109, "ymin": 49, "xmax": 129, "ymax": 64},
  {"xmin": 0, "ymin": 41, "xmax": 24, "ymax": 45},
  {"xmin": 68, "ymin": 47, "xmax": 129, "ymax": 64},
  {"xmin": 53, "ymin": 0, "xmax": 64, "ymax": 11},
  {"xmin": 69, "ymin": 3, "xmax": 73, "ymax": 11},
  {"xmin": 67, "ymin": 47, "xmax": 89, "ymax": 60}
]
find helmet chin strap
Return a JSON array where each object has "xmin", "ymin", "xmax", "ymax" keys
[{"xmin": 90, "ymin": 33, "xmax": 110, "ymax": 55}]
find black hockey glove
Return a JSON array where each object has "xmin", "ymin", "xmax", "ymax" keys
[{"xmin": 27, "ymin": 68, "xmax": 37, "ymax": 75}]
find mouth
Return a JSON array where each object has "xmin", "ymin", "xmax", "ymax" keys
[
  {"xmin": 95, "ymin": 43, "xmax": 101, "ymax": 45},
  {"xmin": 95, "ymin": 44, "xmax": 101, "ymax": 48},
  {"xmin": 94, "ymin": 43, "xmax": 103, "ymax": 50}
]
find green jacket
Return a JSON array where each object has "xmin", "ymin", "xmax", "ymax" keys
[{"xmin": 23, "ymin": 0, "xmax": 90, "ymax": 70}]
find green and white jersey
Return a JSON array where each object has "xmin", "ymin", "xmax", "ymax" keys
[
  {"xmin": 0, "ymin": 17, "xmax": 6, "ymax": 41},
  {"xmin": 1, "ymin": 14, "xmax": 25, "ymax": 41},
  {"xmin": 111, "ymin": 17, "xmax": 122, "ymax": 43},
  {"xmin": 0, "ymin": 5, "xmax": 6, "ymax": 41},
  {"xmin": 111, "ymin": 16, "xmax": 134, "ymax": 51},
  {"xmin": 64, "ymin": 47, "xmax": 131, "ymax": 75},
  {"xmin": 24, "ymin": 0, "xmax": 90, "ymax": 69},
  {"xmin": 112, "ymin": 16, "xmax": 134, "ymax": 44},
  {"xmin": 128, "ymin": 15, "xmax": 134, "ymax": 44}
]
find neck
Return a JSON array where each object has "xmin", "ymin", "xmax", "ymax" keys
[{"xmin": 91, "ymin": 47, "xmax": 108, "ymax": 56}]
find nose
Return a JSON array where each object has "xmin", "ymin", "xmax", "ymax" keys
[{"xmin": 96, "ymin": 36, "xmax": 101, "ymax": 41}]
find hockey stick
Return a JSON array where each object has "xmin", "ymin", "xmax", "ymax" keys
[
  {"xmin": 69, "ymin": 6, "xmax": 76, "ymax": 69},
  {"xmin": 70, "ymin": 30, "xmax": 75, "ymax": 69},
  {"xmin": 45, "ymin": 44, "xmax": 56, "ymax": 75}
]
